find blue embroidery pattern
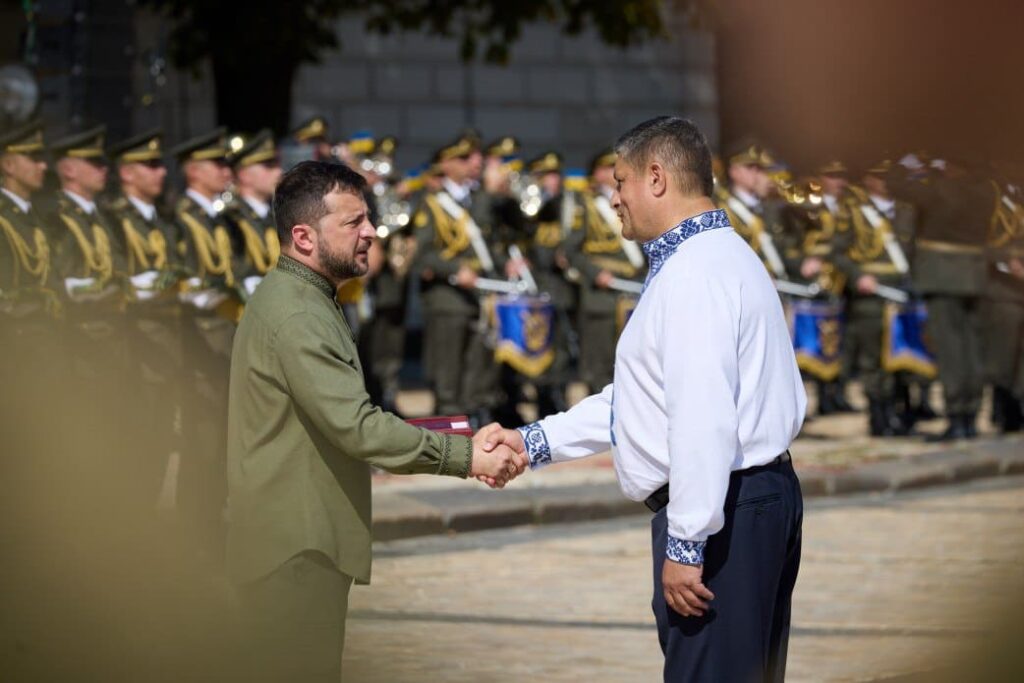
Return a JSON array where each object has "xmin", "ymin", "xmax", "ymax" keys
[
  {"xmin": 517, "ymin": 422, "xmax": 552, "ymax": 469},
  {"xmin": 641, "ymin": 209, "xmax": 731, "ymax": 292},
  {"xmin": 666, "ymin": 536, "xmax": 706, "ymax": 565}
]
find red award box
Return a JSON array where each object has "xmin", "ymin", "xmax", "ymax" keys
[{"xmin": 405, "ymin": 415, "xmax": 474, "ymax": 437}]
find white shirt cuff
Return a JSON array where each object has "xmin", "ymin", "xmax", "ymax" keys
[
  {"xmin": 666, "ymin": 536, "xmax": 706, "ymax": 566},
  {"xmin": 517, "ymin": 422, "xmax": 553, "ymax": 470}
]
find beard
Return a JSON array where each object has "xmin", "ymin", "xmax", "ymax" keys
[{"xmin": 317, "ymin": 237, "xmax": 368, "ymax": 281}]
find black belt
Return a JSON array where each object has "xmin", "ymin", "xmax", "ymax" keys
[{"xmin": 644, "ymin": 451, "xmax": 791, "ymax": 514}]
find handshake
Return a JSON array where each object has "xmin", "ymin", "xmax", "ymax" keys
[{"xmin": 467, "ymin": 423, "xmax": 530, "ymax": 489}]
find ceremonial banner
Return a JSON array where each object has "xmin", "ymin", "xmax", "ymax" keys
[
  {"xmin": 790, "ymin": 300, "xmax": 844, "ymax": 381},
  {"xmin": 882, "ymin": 301, "xmax": 937, "ymax": 378},
  {"xmin": 493, "ymin": 295, "xmax": 555, "ymax": 377}
]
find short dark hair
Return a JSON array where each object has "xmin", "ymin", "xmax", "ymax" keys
[
  {"xmin": 272, "ymin": 161, "xmax": 367, "ymax": 244},
  {"xmin": 614, "ymin": 116, "xmax": 714, "ymax": 198}
]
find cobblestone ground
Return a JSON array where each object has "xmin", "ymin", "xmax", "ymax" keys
[{"xmin": 343, "ymin": 477, "xmax": 1024, "ymax": 682}]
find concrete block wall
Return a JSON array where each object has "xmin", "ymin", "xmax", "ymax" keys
[
  {"xmin": 290, "ymin": 17, "xmax": 717, "ymax": 171},
  {"xmin": 128, "ymin": 14, "xmax": 716, "ymax": 173}
]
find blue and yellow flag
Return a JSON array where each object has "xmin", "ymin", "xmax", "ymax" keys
[{"xmin": 494, "ymin": 295, "xmax": 555, "ymax": 377}]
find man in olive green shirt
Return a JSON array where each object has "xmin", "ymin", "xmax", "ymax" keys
[{"xmin": 227, "ymin": 161, "xmax": 524, "ymax": 681}]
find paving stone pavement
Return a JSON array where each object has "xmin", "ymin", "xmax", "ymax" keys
[{"xmin": 342, "ymin": 477, "xmax": 1024, "ymax": 682}]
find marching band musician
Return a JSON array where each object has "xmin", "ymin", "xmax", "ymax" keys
[
  {"xmin": 290, "ymin": 115, "xmax": 334, "ymax": 162},
  {"xmin": 887, "ymin": 155, "xmax": 994, "ymax": 441},
  {"xmin": 351, "ymin": 132, "xmax": 412, "ymax": 415},
  {"xmin": 412, "ymin": 136, "xmax": 506, "ymax": 426},
  {"xmin": 832, "ymin": 161, "xmax": 919, "ymax": 436},
  {"xmin": 981, "ymin": 174, "xmax": 1024, "ymax": 433},
  {"xmin": 802, "ymin": 160, "xmax": 858, "ymax": 415},
  {"xmin": 524, "ymin": 151, "xmax": 580, "ymax": 418},
  {"xmin": 571, "ymin": 149, "xmax": 647, "ymax": 394}
]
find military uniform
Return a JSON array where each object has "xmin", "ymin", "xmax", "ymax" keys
[
  {"xmin": 412, "ymin": 138, "xmax": 504, "ymax": 421},
  {"xmin": 0, "ymin": 121, "xmax": 65, "ymax": 451},
  {"xmin": 223, "ymin": 129, "xmax": 281, "ymax": 296},
  {"xmin": 171, "ymin": 129, "xmax": 238, "ymax": 549},
  {"xmin": 106, "ymin": 129, "xmax": 186, "ymax": 503},
  {"xmin": 981, "ymin": 180, "xmax": 1024, "ymax": 432},
  {"xmin": 888, "ymin": 160, "xmax": 993, "ymax": 439},
  {"xmin": 571, "ymin": 150, "xmax": 646, "ymax": 393},
  {"xmin": 526, "ymin": 152, "xmax": 580, "ymax": 416},
  {"xmin": 44, "ymin": 126, "xmax": 132, "ymax": 471},
  {"xmin": 832, "ymin": 179, "xmax": 918, "ymax": 435},
  {"xmin": 361, "ymin": 137, "xmax": 414, "ymax": 414},
  {"xmin": 291, "ymin": 115, "xmax": 333, "ymax": 161}
]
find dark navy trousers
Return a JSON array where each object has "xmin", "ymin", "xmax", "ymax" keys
[{"xmin": 651, "ymin": 458, "xmax": 803, "ymax": 682}]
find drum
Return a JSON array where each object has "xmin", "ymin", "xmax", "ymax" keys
[
  {"xmin": 493, "ymin": 294, "xmax": 555, "ymax": 378},
  {"xmin": 790, "ymin": 299, "xmax": 844, "ymax": 381},
  {"xmin": 882, "ymin": 301, "xmax": 937, "ymax": 378}
]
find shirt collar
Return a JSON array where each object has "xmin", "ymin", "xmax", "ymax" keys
[
  {"xmin": 870, "ymin": 194, "xmax": 895, "ymax": 217},
  {"xmin": 186, "ymin": 188, "xmax": 219, "ymax": 218},
  {"xmin": 734, "ymin": 187, "xmax": 761, "ymax": 210},
  {"xmin": 442, "ymin": 177, "xmax": 471, "ymax": 204},
  {"xmin": 276, "ymin": 254, "xmax": 337, "ymax": 301},
  {"xmin": 127, "ymin": 194, "xmax": 156, "ymax": 222},
  {"xmin": 823, "ymin": 194, "xmax": 839, "ymax": 214},
  {"xmin": 64, "ymin": 189, "xmax": 97, "ymax": 215},
  {"xmin": 1, "ymin": 187, "xmax": 31, "ymax": 214},
  {"xmin": 641, "ymin": 209, "xmax": 731, "ymax": 287},
  {"xmin": 242, "ymin": 194, "xmax": 270, "ymax": 219}
]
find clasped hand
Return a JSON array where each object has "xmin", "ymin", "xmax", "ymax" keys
[{"xmin": 469, "ymin": 423, "xmax": 529, "ymax": 489}]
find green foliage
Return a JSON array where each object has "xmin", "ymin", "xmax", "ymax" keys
[{"xmin": 140, "ymin": 0, "xmax": 667, "ymax": 71}]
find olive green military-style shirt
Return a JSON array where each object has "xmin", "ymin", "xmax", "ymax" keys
[{"xmin": 226, "ymin": 254, "xmax": 472, "ymax": 585}]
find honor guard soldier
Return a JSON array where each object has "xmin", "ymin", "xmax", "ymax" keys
[
  {"xmin": 291, "ymin": 115, "xmax": 334, "ymax": 161},
  {"xmin": 570, "ymin": 149, "xmax": 647, "ymax": 393},
  {"xmin": 106, "ymin": 128, "xmax": 187, "ymax": 503},
  {"xmin": 46, "ymin": 125, "xmax": 131, "ymax": 466},
  {"xmin": 225, "ymin": 129, "xmax": 282, "ymax": 299},
  {"xmin": 887, "ymin": 155, "xmax": 993, "ymax": 440},
  {"xmin": 412, "ymin": 136, "xmax": 505, "ymax": 425},
  {"xmin": 981, "ymin": 175, "xmax": 1024, "ymax": 433},
  {"xmin": 171, "ymin": 128, "xmax": 237, "ymax": 549},
  {"xmin": 832, "ymin": 161, "xmax": 918, "ymax": 436},
  {"xmin": 0, "ymin": 120, "xmax": 64, "ymax": 443},
  {"xmin": 524, "ymin": 151, "xmax": 579, "ymax": 416}
]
